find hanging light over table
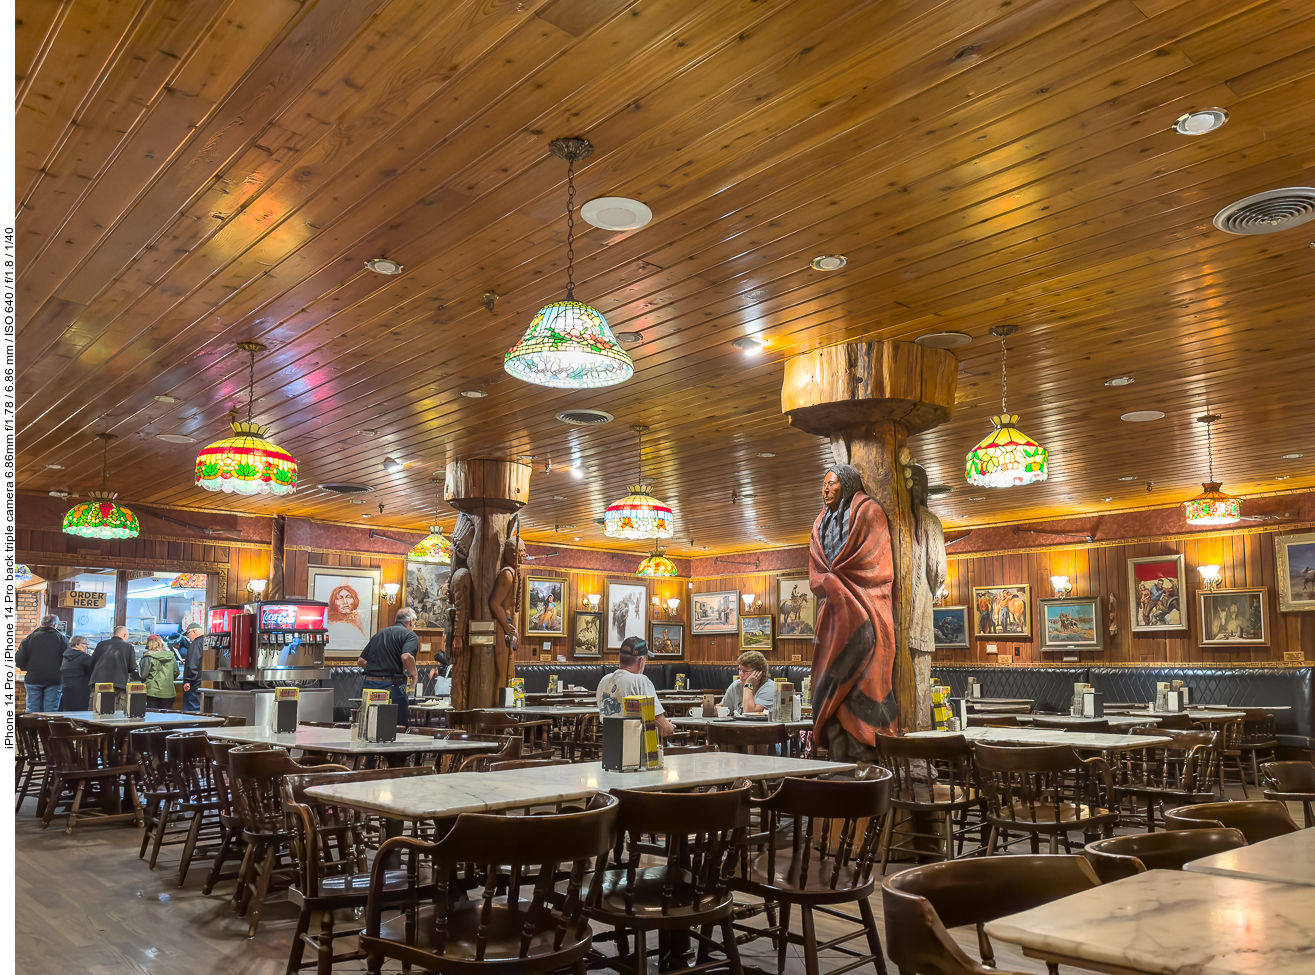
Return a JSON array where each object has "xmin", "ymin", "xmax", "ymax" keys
[
  {"xmin": 195, "ymin": 341, "xmax": 298, "ymax": 495},
  {"xmin": 505, "ymin": 138, "xmax": 634, "ymax": 389},
  {"xmin": 63, "ymin": 433, "xmax": 141, "ymax": 539},
  {"xmin": 965, "ymin": 325, "xmax": 1049, "ymax": 488},
  {"xmin": 636, "ymin": 548, "xmax": 678, "ymax": 578},
  {"xmin": 408, "ymin": 480, "xmax": 453, "ymax": 563},
  {"xmin": 170, "ymin": 573, "xmax": 209, "ymax": 590},
  {"xmin": 1183, "ymin": 413, "xmax": 1240, "ymax": 526},
  {"xmin": 605, "ymin": 425, "xmax": 674, "ymax": 540}
]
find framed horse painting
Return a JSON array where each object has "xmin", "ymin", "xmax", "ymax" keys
[
  {"xmin": 777, "ymin": 576, "xmax": 815, "ymax": 639},
  {"xmin": 972, "ymin": 584, "xmax": 1032, "ymax": 639},
  {"xmin": 1127, "ymin": 554, "xmax": 1187, "ymax": 633},
  {"xmin": 1038, "ymin": 597, "xmax": 1103, "ymax": 651},
  {"xmin": 1275, "ymin": 532, "xmax": 1315, "ymax": 613}
]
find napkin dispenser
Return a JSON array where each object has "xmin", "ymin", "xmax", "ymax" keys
[
  {"xmin": 601, "ymin": 716, "xmax": 643, "ymax": 771},
  {"xmin": 363, "ymin": 704, "xmax": 398, "ymax": 742},
  {"xmin": 967, "ymin": 678, "xmax": 982, "ymax": 698},
  {"xmin": 1164, "ymin": 690, "xmax": 1184, "ymax": 713},
  {"xmin": 125, "ymin": 682, "xmax": 148, "ymax": 719},
  {"xmin": 1082, "ymin": 690, "xmax": 1104, "ymax": 718},
  {"xmin": 949, "ymin": 696, "xmax": 969, "ymax": 730},
  {"xmin": 274, "ymin": 687, "xmax": 299, "ymax": 733},
  {"xmin": 93, "ymin": 682, "xmax": 117, "ymax": 716}
]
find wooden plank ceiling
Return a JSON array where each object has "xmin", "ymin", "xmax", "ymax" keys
[{"xmin": 17, "ymin": 0, "xmax": 1315, "ymax": 555}]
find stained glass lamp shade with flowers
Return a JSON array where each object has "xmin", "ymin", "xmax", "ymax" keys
[
  {"xmin": 636, "ymin": 549, "xmax": 679, "ymax": 578},
  {"xmin": 1183, "ymin": 414, "xmax": 1240, "ymax": 526},
  {"xmin": 407, "ymin": 527, "xmax": 453, "ymax": 564},
  {"xmin": 63, "ymin": 433, "xmax": 141, "ymax": 539},
  {"xmin": 15, "ymin": 564, "xmax": 33, "ymax": 583},
  {"xmin": 171, "ymin": 573, "xmax": 209, "ymax": 590},
  {"xmin": 195, "ymin": 342, "xmax": 297, "ymax": 496},
  {"xmin": 964, "ymin": 326, "xmax": 1049, "ymax": 488},
  {"xmin": 605, "ymin": 425, "xmax": 675, "ymax": 540}
]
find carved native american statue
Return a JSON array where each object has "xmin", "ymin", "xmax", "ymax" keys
[
  {"xmin": 448, "ymin": 509, "xmax": 522, "ymax": 710},
  {"xmin": 906, "ymin": 462, "xmax": 947, "ymax": 731}
]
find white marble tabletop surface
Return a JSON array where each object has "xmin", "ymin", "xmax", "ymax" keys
[
  {"xmin": 985, "ymin": 869, "xmax": 1315, "ymax": 975},
  {"xmin": 1201, "ymin": 704, "xmax": 1292, "ymax": 711},
  {"xmin": 1105, "ymin": 708, "xmax": 1247, "ymax": 721},
  {"xmin": 37, "ymin": 710, "xmax": 225, "ymax": 729},
  {"xmin": 1185, "ymin": 829, "xmax": 1315, "ymax": 887},
  {"xmin": 1017, "ymin": 714, "xmax": 1162, "ymax": 729},
  {"xmin": 906, "ymin": 726, "xmax": 1172, "ymax": 751},
  {"xmin": 483, "ymin": 705, "xmax": 599, "ymax": 717},
  {"xmin": 205, "ymin": 725, "xmax": 501, "ymax": 754},
  {"xmin": 669, "ymin": 716, "xmax": 814, "ymax": 731},
  {"xmin": 305, "ymin": 752, "xmax": 855, "ymax": 820}
]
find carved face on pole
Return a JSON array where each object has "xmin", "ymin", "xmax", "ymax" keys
[{"xmin": 822, "ymin": 471, "xmax": 843, "ymax": 511}]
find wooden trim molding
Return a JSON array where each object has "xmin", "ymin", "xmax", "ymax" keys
[{"xmin": 18, "ymin": 551, "xmax": 230, "ymax": 603}]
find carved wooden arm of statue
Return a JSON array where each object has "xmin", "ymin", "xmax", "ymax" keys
[{"xmin": 487, "ymin": 538, "xmax": 524, "ymax": 692}]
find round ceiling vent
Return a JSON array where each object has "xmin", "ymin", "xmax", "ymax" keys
[
  {"xmin": 581, "ymin": 197, "xmax": 653, "ymax": 231},
  {"xmin": 556, "ymin": 409, "xmax": 614, "ymax": 426},
  {"xmin": 317, "ymin": 482, "xmax": 375, "ymax": 494},
  {"xmin": 914, "ymin": 331, "xmax": 972, "ymax": 350},
  {"xmin": 1213, "ymin": 187, "xmax": 1315, "ymax": 235}
]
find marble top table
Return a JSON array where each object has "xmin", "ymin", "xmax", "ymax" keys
[
  {"xmin": 966, "ymin": 697, "xmax": 1033, "ymax": 705},
  {"xmin": 1016, "ymin": 714, "xmax": 1163, "ymax": 730},
  {"xmin": 907, "ymin": 726, "xmax": 1172, "ymax": 751},
  {"xmin": 984, "ymin": 869, "xmax": 1315, "ymax": 975},
  {"xmin": 205, "ymin": 725, "xmax": 502, "ymax": 756},
  {"xmin": 484, "ymin": 705, "xmax": 599, "ymax": 717},
  {"xmin": 1200, "ymin": 704, "xmax": 1292, "ymax": 711},
  {"xmin": 669, "ymin": 715, "xmax": 814, "ymax": 732},
  {"xmin": 1185, "ymin": 829, "xmax": 1315, "ymax": 887},
  {"xmin": 305, "ymin": 752, "xmax": 854, "ymax": 820},
  {"xmin": 37, "ymin": 710, "xmax": 226, "ymax": 730}
]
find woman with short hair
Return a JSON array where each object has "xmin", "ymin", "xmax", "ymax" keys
[
  {"xmin": 59, "ymin": 635, "xmax": 94, "ymax": 711},
  {"xmin": 722, "ymin": 650, "xmax": 775, "ymax": 715},
  {"xmin": 140, "ymin": 635, "xmax": 180, "ymax": 711}
]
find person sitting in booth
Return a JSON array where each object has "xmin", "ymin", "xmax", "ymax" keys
[{"xmin": 721, "ymin": 650, "xmax": 775, "ymax": 715}]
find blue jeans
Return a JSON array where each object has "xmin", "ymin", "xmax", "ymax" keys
[
  {"xmin": 26, "ymin": 684, "xmax": 62, "ymax": 712},
  {"xmin": 183, "ymin": 688, "xmax": 202, "ymax": 713},
  {"xmin": 361, "ymin": 679, "xmax": 408, "ymax": 729}
]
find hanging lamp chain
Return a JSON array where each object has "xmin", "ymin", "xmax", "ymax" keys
[
  {"xmin": 565, "ymin": 154, "xmax": 577, "ymax": 300},
  {"xmin": 1000, "ymin": 334, "xmax": 1007, "ymax": 415},
  {"xmin": 102, "ymin": 436, "xmax": 109, "ymax": 491},
  {"xmin": 246, "ymin": 345, "xmax": 257, "ymax": 422}
]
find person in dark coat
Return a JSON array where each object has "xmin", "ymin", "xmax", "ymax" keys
[
  {"xmin": 17, "ymin": 615, "xmax": 69, "ymax": 712},
  {"xmin": 59, "ymin": 636, "xmax": 95, "ymax": 711},
  {"xmin": 89, "ymin": 626, "xmax": 139, "ymax": 712},
  {"xmin": 179, "ymin": 623, "xmax": 205, "ymax": 713}
]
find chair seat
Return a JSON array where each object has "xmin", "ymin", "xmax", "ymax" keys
[
  {"xmin": 290, "ymin": 868, "xmax": 416, "ymax": 905},
  {"xmin": 732, "ymin": 850, "xmax": 875, "ymax": 905},
  {"xmin": 586, "ymin": 866, "xmax": 734, "ymax": 928},
  {"xmin": 891, "ymin": 783, "xmax": 980, "ymax": 809},
  {"xmin": 991, "ymin": 802, "xmax": 1116, "ymax": 830}
]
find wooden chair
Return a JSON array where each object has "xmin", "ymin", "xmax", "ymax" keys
[
  {"xmin": 41, "ymin": 731, "xmax": 144, "ymax": 835},
  {"xmin": 449, "ymin": 709, "xmax": 555, "ymax": 758},
  {"xmin": 972, "ymin": 743, "xmax": 1118, "ymax": 854},
  {"xmin": 129, "ymin": 728, "xmax": 185, "ymax": 865},
  {"xmin": 1162, "ymin": 798, "xmax": 1300, "ymax": 842},
  {"xmin": 881, "ymin": 856, "xmax": 1100, "ymax": 975},
  {"xmin": 1259, "ymin": 760, "xmax": 1315, "ymax": 827},
  {"xmin": 1030, "ymin": 716, "xmax": 1110, "ymax": 733},
  {"xmin": 588, "ymin": 785, "xmax": 750, "ymax": 975},
  {"xmin": 15, "ymin": 714, "xmax": 49, "ymax": 813},
  {"xmin": 1233, "ymin": 711, "xmax": 1279, "ymax": 791},
  {"xmin": 283, "ymin": 766, "xmax": 438, "ymax": 975},
  {"xmin": 707, "ymin": 722, "xmax": 789, "ymax": 755},
  {"xmin": 1146, "ymin": 713, "xmax": 1201, "ymax": 731},
  {"xmin": 483, "ymin": 758, "xmax": 571, "ymax": 772},
  {"xmin": 966, "ymin": 713, "xmax": 1018, "ymax": 728},
  {"xmin": 875, "ymin": 734, "xmax": 981, "ymax": 873},
  {"xmin": 663, "ymin": 744, "xmax": 716, "ymax": 755},
  {"xmin": 167, "ymin": 732, "xmax": 229, "ymax": 887},
  {"xmin": 360, "ymin": 792, "xmax": 619, "ymax": 975},
  {"xmin": 731, "ymin": 769, "xmax": 892, "ymax": 975},
  {"xmin": 1116, "ymin": 728, "xmax": 1220, "ymax": 831},
  {"xmin": 1082, "ymin": 828, "xmax": 1247, "ymax": 883},
  {"xmin": 202, "ymin": 739, "xmax": 268, "ymax": 900}
]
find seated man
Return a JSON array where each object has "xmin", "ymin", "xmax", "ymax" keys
[
  {"xmin": 721, "ymin": 650, "xmax": 776, "ymax": 715},
  {"xmin": 596, "ymin": 637, "xmax": 675, "ymax": 736}
]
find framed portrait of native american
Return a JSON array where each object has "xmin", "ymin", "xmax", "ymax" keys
[
  {"xmin": 777, "ymin": 577, "xmax": 815, "ymax": 640},
  {"xmin": 1199, "ymin": 588, "xmax": 1269, "ymax": 646},
  {"xmin": 650, "ymin": 622, "xmax": 684, "ymax": 657},
  {"xmin": 691, "ymin": 589, "xmax": 739, "ymax": 634},
  {"xmin": 1127, "ymin": 554, "xmax": 1187, "ymax": 633},
  {"xmin": 972, "ymin": 584, "xmax": 1032, "ymax": 639},
  {"xmin": 309, "ymin": 565, "xmax": 381, "ymax": 657},
  {"xmin": 524, "ymin": 576, "xmax": 567, "ymax": 636},
  {"xmin": 1038, "ymin": 597, "xmax": 1102, "ymax": 651},
  {"xmin": 572, "ymin": 611, "xmax": 603, "ymax": 658},
  {"xmin": 932, "ymin": 606, "xmax": 969, "ymax": 649},
  {"xmin": 1276, "ymin": 532, "xmax": 1315, "ymax": 613}
]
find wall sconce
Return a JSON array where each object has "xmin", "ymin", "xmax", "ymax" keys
[
  {"xmin": 666, "ymin": 597, "xmax": 681, "ymax": 617},
  {"xmin": 247, "ymin": 578, "xmax": 267, "ymax": 597},
  {"xmin": 582, "ymin": 593, "xmax": 602, "ymax": 611},
  {"xmin": 935, "ymin": 583, "xmax": 949, "ymax": 605},
  {"xmin": 1050, "ymin": 575, "xmax": 1073, "ymax": 597},
  {"xmin": 741, "ymin": 593, "xmax": 756, "ymax": 612},
  {"xmin": 1198, "ymin": 564, "xmax": 1223, "ymax": 591},
  {"xmin": 382, "ymin": 582, "xmax": 400, "ymax": 604}
]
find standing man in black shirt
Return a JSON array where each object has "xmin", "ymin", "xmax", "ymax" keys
[
  {"xmin": 357, "ymin": 607, "xmax": 420, "ymax": 728},
  {"xmin": 179, "ymin": 623, "xmax": 205, "ymax": 712}
]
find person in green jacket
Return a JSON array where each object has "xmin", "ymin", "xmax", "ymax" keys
[{"xmin": 140, "ymin": 635, "xmax": 179, "ymax": 711}]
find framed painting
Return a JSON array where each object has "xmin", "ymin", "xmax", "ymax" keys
[
  {"xmin": 1199, "ymin": 588, "xmax": 1269, "ymax": 646},
  {"xmin": 1038, "ymin": 597, "xmax": 1103, "ymax": 651},
  {"xmin": 1127, "ymin": 554, "xmax": 1187, "ymax": 633},
  {"xmin": 740, "ymin": 615, "xmax": 773, "ymax": 649},
  {"xmin": 573, "ymin": 611, "xmax": 603, "ymax": 658},
  {"xmin": 607, "ymin": 582, "xmax": 648, "ymax": 649},
  {"xmin": 691, "ymin": 589, "xmax": 739, "ymax": 634},
  {"xmin": 309, "ymin": 565, "xmax": 382, "ymax": 657},
  {"xmin": 1276, "ymin": 532, "xmax": 1315, "ymax": 612},
  {"xmin": 403, "ymin": 562, "xmax": 450, "ymax": 631},
  {"xmin": 650, "ymin": 622, "xmax": 684, "ymax": 657},
  {"xmin": 777, "ymin": 577, "xmax": 815, "ymax": 639},
  {"xmin": 525, "ymin": 575, "xmax": 567, "ymax": 636},
  {"xmin": 931, "ymin": 605, "xmax": 969, "ymax": 649},
  {"xmin": 972, "ymin": 584, "xmax": 1032, "ymax": 639}
]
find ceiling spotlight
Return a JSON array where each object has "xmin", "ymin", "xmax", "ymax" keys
[
  {"xmin": 757, "ymin": 452, "xmax": 776, "ymax": 458},
  {"xmin": 382, "ymin": 457, "xmax": 403, "ymax": 473},
  {"xmin": 358, "ymin": 428, "xmax": 378, "ymax": 437},
  {"xmin": 156, "ymin": 434, "xmax": 198, "ymax": 444},
  {"xmin": 361, "ymin": 513, "xmax": 372, "ymax": 518},
  {"xmin": 616, "ymin": 332, "xmax": 643, "ymax": 344},
  {"xmin": 1101, "ymin": 496, "xmax": 1114, "ymax": 502},
  {"xmin": 551, "ymin": 495, "xmax": 567, "ymax": 501},
  {"xmin": 348, "ymin": 499, "xmax": 366, "ymax": 505},
  {"xmin": 460, "ymin": 389, "xmax": 487, "ymax": 398},
  {"xmin": 569, "ymin": 465, "xmax": 584, "ymax": 479},
  {"xmin": 810, "ymin": 255, "xmax": 847, "ymax": 271},
  {"xmin": 1118, "ymin": 475, "xmax": 1139, "ymax": 481},
  {"xmin": 364, "ymin": 257, "xmax": 404, "ymax": 275},
  {"xmin": 1120, "ymin": 410, "xmax": 1165, "ymax": 422},
  {"xmin": 968, "ymin": 496, "xmax": 986, "ymax": 502},
  {"xmin": 1283, "ymin": 452, "xmax": 1304, "ymax": 459},
  {"xmin": 580, "ymin": 196, "xmax": 653, "ymax": 231},
  {"xmin": 1275, "ymin": 475, "xmax": 1291, "ymax": 480},
  {"xmin": 153, "ymin": 394, "xmax": 180, "ymax": 403},
  {"xmin": 1104, "ymin": 377, "xmax": 1134, "ymax": 386},
  {"xmin": 732, "ymin": 335, "xmax": 767, "ymax": 355},
  {"xmin": 914, "ymin": 331, "xmax": 972, "ymax": 350},
  {"xmin": 46, "ymin": 464, "xmax": 64, "ymax": 469},
  {"xmin": 49, "ymin": 490, "xmax": 70, "ymax": 499},
  {"xmin": 573, "ymin": 537, "xmax": 581, "ymax": 541},
  {"xmin": 1173, "ymin": 108, "xmax": 1228, "ymax": 136}
]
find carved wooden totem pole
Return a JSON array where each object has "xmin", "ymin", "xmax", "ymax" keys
[
  {"xmin": 782, "ymin": 341, "xmax": 957, "ymax": 749},
  {"xmin": 445, "ymin": 459, "xmax": 531, "ymax": 710}
]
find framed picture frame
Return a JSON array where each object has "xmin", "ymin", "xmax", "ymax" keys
[
  {"xmin": 931, "ymin": 605, "xmax": 970, "ymax": 649},
  {"xmin": 403, "ymin": 562, "xmax": 450, "ymax": 631},
  {"xmin": 740, "ymin": 614, "xmax": 773, "ymax": 649},
  {"xmin": 1127, "ymin": 554, "xmax": 1187, "ymax": 633},
  {"xmin": 572, "ymin": 611, "xmax": 603, "ymax": 658},
  {"xmin": 691, "ymin": 589, "xmax": 739, "ymax": 634},
  {"xmin": 650, "ymin": 622, "xmax": 684, "ymax": 657},
  {"xmin": 524, "ymin": 575, "xmax": 567, "ymax": 636},
  {"xmin": 308, "ymin": 565, "xmax": 382, "ymax": 657},
  {"xmin": 972, "ymin": 584, "xmax": 1032, "ymax": 639},
  {"xmin": 1276, "ymin": 532, "xmax": 1315, "ymax": 613},
  {"xmin": 607, "ymin": 581, "xmax": 648, "ymax": 649},
  {"xmin": 1199, "ymin": 588, "xmax": 1269, "ymax": 646},
  {"xmin": 777, "ymin": 577, "xmax": 816, "ymax": 639},
  {"xmin": 1038, "ymin": 597, "xmax": 1103, "ymax": 651}
]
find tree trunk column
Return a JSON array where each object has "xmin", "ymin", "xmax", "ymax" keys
[{"xmin": 782, "ymin": 341, "xmax": 957, "ymax": 737}]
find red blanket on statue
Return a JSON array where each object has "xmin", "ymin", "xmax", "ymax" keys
[{"xmin": 809, "ymin": 492, "xmax": 899, "ymax": 743}]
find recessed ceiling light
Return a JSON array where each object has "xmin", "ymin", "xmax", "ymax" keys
[
  {"xmin": 810, "ymin": 255, "xmax": 847, "ymax": 271},
  {"xmin": 1173, "ymin": 108, "xmax": 1228, "ymax": 135},
  {"xmin": 382, "ymin": 457, "xmax": 403, "ymax": 473},
  {"xmin": 580, "ymin": 196, "xmax": 653, "ymax": 231},
  {"xmin": 562, "ymin": 525, "xmax": 576, "ymax": 530},
  {"xmin": 969, "ymin": 496, "xmax": 985, "ymax": 501},
  {"xmin": 757, "ymin": 452, "xmax": 776, "ymax": 458},
  {"xmin": 156, "ymin": 434, "xmax": 197, "ymax": 444},
  {"xmin": 49, "ymin": 490, "xmax": 69, "ymax": 499},
  {"xmin": 460, "ymin": 389, "xmax": 487, "ymax": 398},
  {"xmin": 573, "ymin": 537, "xmax": 580, "ymax": 541},
  {"xmin": 1275, "ymin": 475, "xmax": 1291, "ymax": 480},
  {"xmin": 1118, "ymin": 475, "xmax": 1139, "ymax": 481},
  {"xmin": 46, "ymin": 464, "xmax": 64, "ymax": 469},
  {"xmin": 361, "ymin": 513, "xmax": 372, "ymax": 518},
  {"xmin": 516, "ymin": 454, "xmax": 537, "ymax": 462},
  {"xmin": 551, "ymin": 495, "xmax": 567, "ymax": 501},
  {"xmin": 153, "ymin": 394, "xmax": 180, "ymax": 403},
  {"xmin": 1283, "ymin": 452, "xmax": 1304, "ymax": 459},
  {"xmin": 1101, "ymin": 497, "xmax": 1114, "ymax": 502},
  {"xmin": 1104, "ymin": 377, "xmax": 1134, "ymax": 386},
  {"xmin": 616, "ymin": 331, "xmax": 643, "ymax": 344},
  {"xmin": 732, "ymin": 335, "xmax": 767, "ymax": 354},
  {"xmin": 358, "ymin": 428, "xmax": 378, "ymax": 437},
  {"xmin": 914, "ymin": 331, "xmax": 972, "ymax": 350},
  {"xmin": 364, "ymin": 257, "xmax": 404, "ymax": 275},
  {"xmin": 348, "ymin": 499, "xmax": 366, "ymax": 505},
  {"xmin": 1120, "ymin": 410, "xmax": 1165, "ymax": 422}
]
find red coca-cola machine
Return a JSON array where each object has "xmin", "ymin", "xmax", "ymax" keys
[{"xmin": 203, "ymin": 598, "xmax": 331, "ymax": 683}]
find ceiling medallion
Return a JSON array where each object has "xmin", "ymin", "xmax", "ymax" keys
[
  {"xmin": 505, "ymin": 138, "xmax": 634, "ymax": 389},
  {"xmin": 605, "ymin": 425, "xmax": 674, "ymax": 540},
  {"xmin": 63, "ymin": 434, "xmax": 141, "ymax": 539},
  {"xmin": 1183, "ymin": 414, "xmax": 1240, "ymax": 527},
  {"xmin": 636, "ymin": 548, "xmax": 679, "ymax": 578},
  {"xmin": 195, "ymin": 342, "xmax": 298, "ymax": 495},
  {"xmin": 964, "ymin": 326, "xmax": 1048, "ymax": 488}
]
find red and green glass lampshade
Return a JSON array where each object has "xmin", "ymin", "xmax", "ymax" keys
[
  {"xmin": 1183, "ymin": 482, "xmax": 1241, "ymax": 526},
  {"xmin": 407, "ymin": 527, "xmax": 453, "ymax": 564},
  {"xmin": 964, "ymin": 414, "xmax": 1049, "ymax": 488},
  {"xmin": 604, "ymin": 485, "xmax": 674, "ymax": 540},
  {"xmin": 504, "ymin": 300, "xmax": 634, "ymax": 389},
  {"xmin": 636, "ymin": 549, "xmax": 678, "ymax": 578},
  {"xmin": 62, "ymin": 491, "xmax": 140, "ymax": 539},
  {"xmin": 195, "ymin": 420, "xmax": 297, "ymax": 495},
  {"xmin": 170, "ymin": 573, "xmax": 209, "ymax": 590}
]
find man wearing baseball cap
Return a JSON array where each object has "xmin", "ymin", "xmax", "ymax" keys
[{"xmin": 595, "ymin": 636, "xmax": 675, "ymax": 737}]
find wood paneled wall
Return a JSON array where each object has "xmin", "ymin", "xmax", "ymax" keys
[{"xmin": 687, "ymin": 570, "xmax": 812, "ymax": 663}]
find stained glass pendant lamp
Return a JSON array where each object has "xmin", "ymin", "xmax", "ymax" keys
[
  {"xmin": 504, "ymin": 138, "xmax": 634, "ymax": 389},
  {"xmin": 407, "ymin": 485, "xmax": 453, "ymax": 564},
  {"xmin": 170, "ymin": 573, "xmax": 208, "ymax": 590},
  {"xmin": 195, "ymin": 341, "xmax": 298, "ymax": 495},
  {"xmin": 1183, "ymin": 413, "xmax": 1240, "ymax": 526},
  {"xmin": 636, "ymin": 548, "xmax": 679, "ymax": 578},
  {"xmin": 62, "ymin": 433, "xmax": 141, "ymax": 539},
  {"xmin": 964, "ymin": 325, "xmax": 1049, "ymax": 488},
  {"xmin": 605, "ymin": 424, "xmax": 674, "ymax": 540}
]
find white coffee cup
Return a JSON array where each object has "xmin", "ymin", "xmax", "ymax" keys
[{"xmin": 716, "ymin": 706, "xmax": 730, "ymax": 717}]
